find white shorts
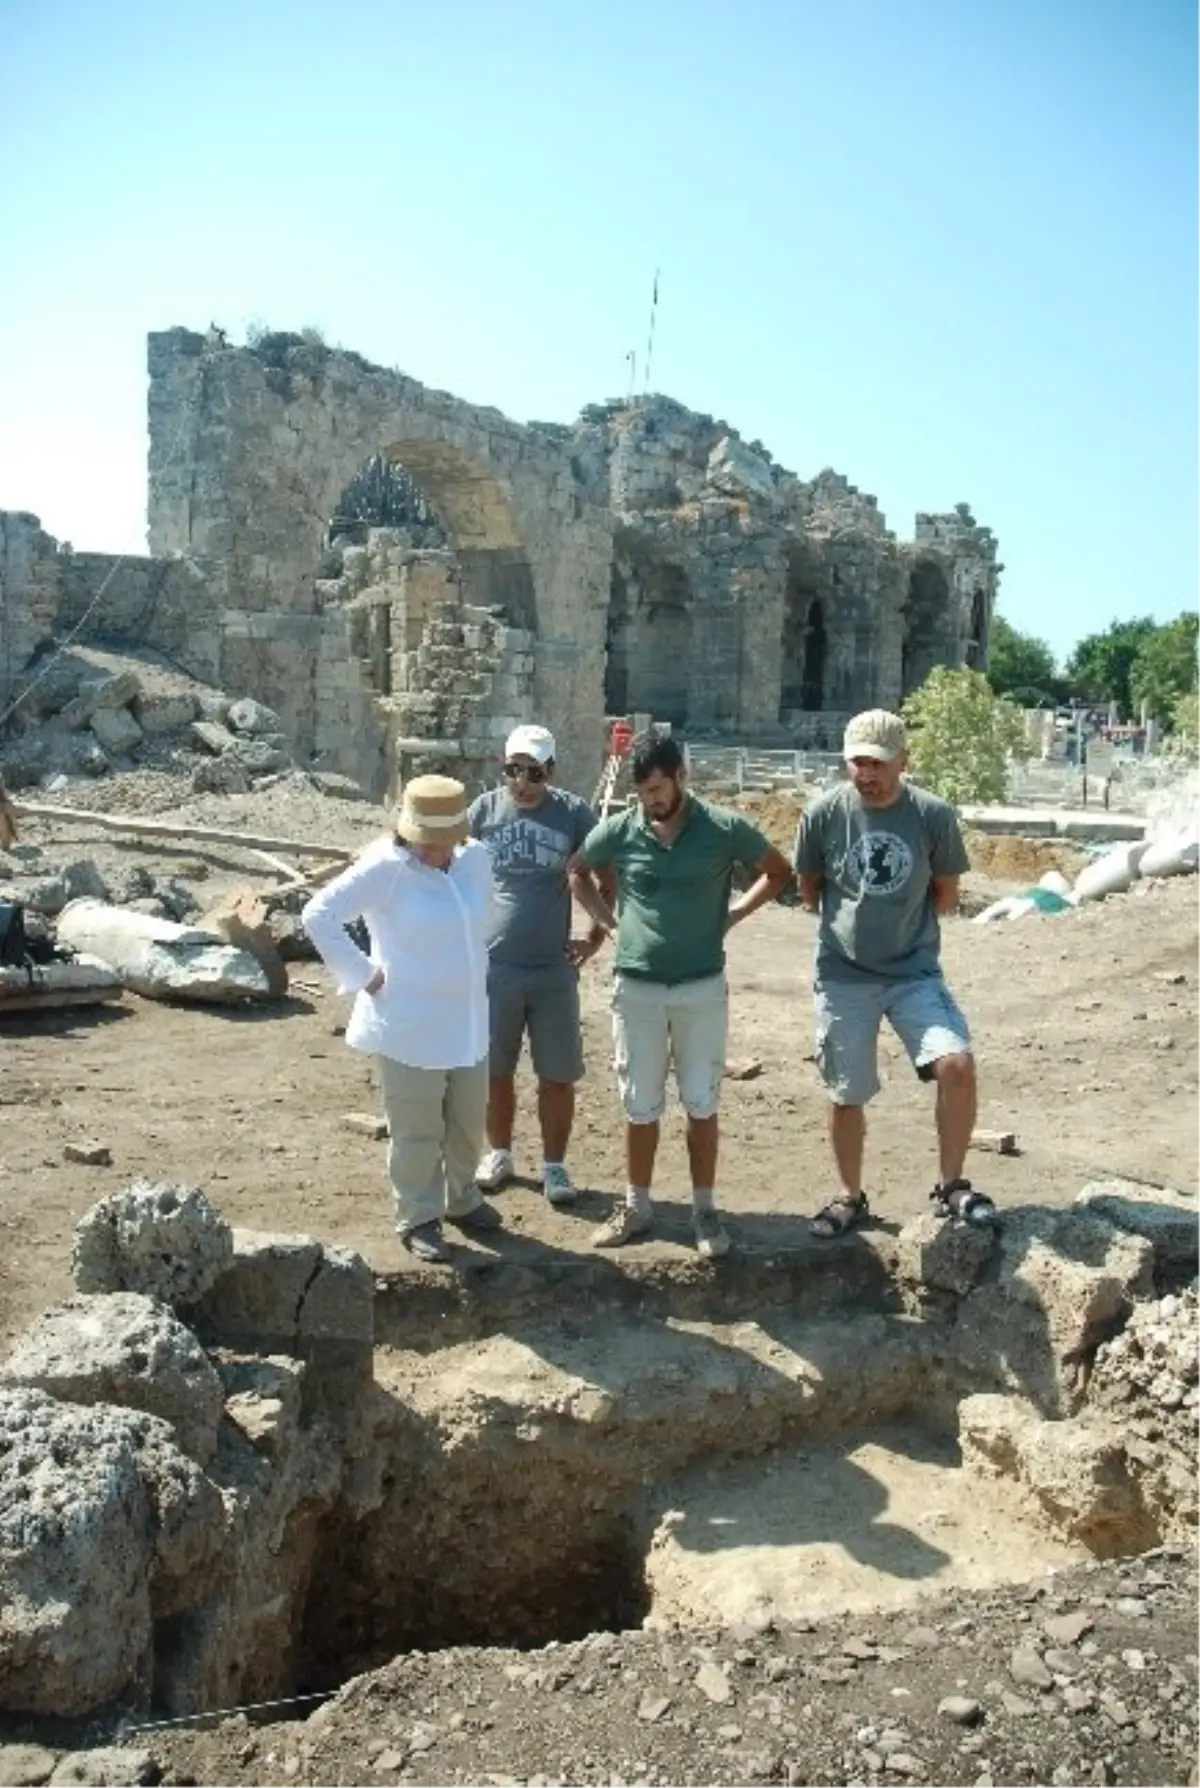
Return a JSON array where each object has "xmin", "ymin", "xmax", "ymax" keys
[
  {"xmin": 611, "ymin": 973, "xmax": 728, "ymax": 1123},
  {"xmin": 815, "ymin": 974, "xmax": 971, "ymax": 1106}
]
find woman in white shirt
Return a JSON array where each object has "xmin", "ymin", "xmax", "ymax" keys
[{"xmin": 303, "ymin": 775, "xmax": 502, "ymax": 1263}]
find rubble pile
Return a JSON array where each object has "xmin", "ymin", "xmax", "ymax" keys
[
  {"xmin": 1085, "ymin": 1285, "xmax": 1199, "ymax": 1537},
  {"xmin": 0, "ymin": 644, "xmax": 301, "ymax": 797}
]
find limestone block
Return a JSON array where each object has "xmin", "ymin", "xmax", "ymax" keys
[
  {"xmin": 56, "ymin": 898, "xmax": 275, "ymax": 1003},
  {"xmin": 189, "ymin": 755, "xmax": 250, "ymax": 795},
  {"xmin": 134, "ymin": 691, "xmax": 198, "ymax": 734},
  {"xmin": 0, "ymin": 1389, "xmax": 151, "ymax": 1714},
  {"xmin": 0, "ymin": 1743, "xmax": 59, "ymax": 1786},
  {"xmin": 200, "ymin": 890, "xmax": 289, "ymax": 998},
  {"xmin": 0, "ymin": 1292, "xmax": 225, "ymax": 1465},
  {"xmin": 952, "ymin": 1208, "xmax": 1155, "ymax": 1415},
  {"xmin": 1074, "ymin": 1179, "xmax": 1198, "ymax": 1286},
  {"xmin": 194, "ymin": 690, "xmax": 230, "ymax": 725},
  {"xmin": 188, "ymin": 1229, "xmax": 322, "ymax": 1354},
  {"xmin": 54, "ymin": 671, "xmax": 142, "ymax": 732},
  {"xmin": 89, "ymin": 705, "xmax": 144, "ymax": 756},
  {"xmin": 189, "ymin": 718, "xmax": 235, "ymax": 755},
  {"xmin": 958, "ymin": 1392, "xmax": 1154, "ymax": 1556},
  {"xmin": 895, "ymin": 1212, "xmax": 996, "ymax": 1298},
  {"xmin": 48, "ymin": 1747, "xmax": 159, "ymax": 1785},
  {"xmin": 71, "ymin": 1180, "xmax": 233, "ymax": 1306},
  {"xmin": 225, "ymin": 736, "xmax": 290, "ymax": 776},
  {"xmin": 227, "ymin": 696, "xmax": 282, "ymax": 736}
]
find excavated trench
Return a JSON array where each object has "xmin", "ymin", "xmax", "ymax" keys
[{"xmin": 284, "ymin": 1240, "xmax": 1137, "ymax": 1698}]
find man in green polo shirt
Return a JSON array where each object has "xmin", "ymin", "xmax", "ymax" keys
[{"xmin": 568, "ymin": 732, "xmax": 792, "ymax": 1256}]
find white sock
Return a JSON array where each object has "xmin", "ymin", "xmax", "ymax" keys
[
  {"xmin": 692, "ymin": 1186, "xmax": 716, "ymax": 1214},
  {"xmin": 543, "ymin": 1159, "xmax": 564, "ymax": 1170},
  {"xmin": 625, "ymin": 1185, "xmax": 651, "ymax": 1216}
]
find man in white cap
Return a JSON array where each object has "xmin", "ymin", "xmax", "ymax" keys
[
  {"xmin": 467, "ymin": 724, "xmax": 611, "ymax": 1205},
  {"xmin": 793, "ymin": 709, "xmax": 997, "ymax": 1235}
]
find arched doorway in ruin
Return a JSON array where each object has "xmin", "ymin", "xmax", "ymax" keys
[
  {"xmin": 901, "ymin": 559, "xmax": 950, "ymax": 698},
  {"xmin": 310, "ymin": 441, "xmax": 539, "ymax": 797},
  {"xmin": 778, "ymin": 550, "xmax": 828, "ymax": 719},
  {"xmin": 604, "ymin": 549, "xmax": 692, "ymax": 728},
  {"xmin": 965, "ymin": 588, "xmax": 988, "ymax": 669}
]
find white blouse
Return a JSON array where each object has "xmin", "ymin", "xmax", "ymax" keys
[{"xmin": 302, "ymin": 835, "xmax": 495, "ymax": 1069}]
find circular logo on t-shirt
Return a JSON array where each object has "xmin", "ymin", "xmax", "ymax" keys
[{"xmin": 847, "ymin": 831, "xmax": 913, "ymax": 896}]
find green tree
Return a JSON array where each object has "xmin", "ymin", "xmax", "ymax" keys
[
  {"xmin": 1130, "ymin": 613, "xmax": 1199, "ymax": 722},
  {"xmin": 1167, "ymin": 687, "xmax": 1199, "ymax": 761},
  {"xmin": 985, "ymin": 616, "xmax": 1060, "ymax": 707},
  {"xmin": 902, "ymin": 667, "xmax": 1030, "ymax": 805},
  {"xmin": 1065, "ymin": 617, "xmax": 1158, "ymax": 719}
]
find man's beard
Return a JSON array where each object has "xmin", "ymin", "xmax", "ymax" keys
[{"xmin": 647, "ymin": 786, "xmax": 685, "ymax": 821}]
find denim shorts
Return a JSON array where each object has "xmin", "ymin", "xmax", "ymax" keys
[{"xmin": 814, "ymin": 974, "xmax": 971, "ymax": 1106}]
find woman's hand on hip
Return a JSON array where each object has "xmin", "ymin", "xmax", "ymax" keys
[{"xmin": 364, "ymin": 968, "xmax": 385, "ymax": 995}]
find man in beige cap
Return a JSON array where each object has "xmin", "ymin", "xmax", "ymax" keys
[
  {"xmin": 303, "ymin": 775, "xmax": 503, "ymax": 1263},
  {"xmin": 793, "ymin": 710, "xmax": 996, "ymax": 1235}
]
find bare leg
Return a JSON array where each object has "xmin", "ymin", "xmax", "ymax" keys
[
  {"xmin": 486, "ymin": 1075, "xmax": 516, "ymax": 1152},
  {"xmin": 627, "ymin": 1119, "xmax": 659, "ymax": 1191},
  {"xmin": 537, "ymin": 1079, "xmax": 575, "ymax": 1162},
  {"xmin": 828, "ymin": 1102, "xmax": 866, "ymax": 1197},
  {"xmin": 933, "ymin": 1051, "xmax": 977, "ymax": 1184},
  {"xmin": 685, "ymin": 1113, "xmax": 719, "ymax": 1195}
]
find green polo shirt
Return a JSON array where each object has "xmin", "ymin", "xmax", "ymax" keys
[{"xmin": 579, "ymin": 797, "xmax": 771, "ymax": 985}]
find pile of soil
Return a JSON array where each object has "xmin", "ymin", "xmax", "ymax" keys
[{"xmin": 962, "ymin": 830, "xmax": 1086, "ymax": 885}]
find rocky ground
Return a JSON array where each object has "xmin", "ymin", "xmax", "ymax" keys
[{"xmin": 0, "ymin": 675, "xmax": 1197, "ymax": 1788}]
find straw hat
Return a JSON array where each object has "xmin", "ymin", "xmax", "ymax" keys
[{"xmin": 394, "ymin": 775, "xmax": 469, "ymax": 847}]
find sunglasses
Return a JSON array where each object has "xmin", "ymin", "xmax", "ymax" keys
[{"xmin": 503, "ymin": 762, "xmax": 546, "ymax": 784}]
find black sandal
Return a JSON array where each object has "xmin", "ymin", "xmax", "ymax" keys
[
  {"xmin": 932, "ymin": 1178, "xmax": 998, "ymax": 1228},
  {"xmin": 810, "ymin": 1191, "xmax": 870, "ymax": 1239}
]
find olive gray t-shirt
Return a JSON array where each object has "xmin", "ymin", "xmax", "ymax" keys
[
  {"xmin": 468, "ymin": 785, "xmax": 598, "ymax": 971},
  {"xmin": 793, "ymin": 782, "xmax": 969, "ymax": 982}
]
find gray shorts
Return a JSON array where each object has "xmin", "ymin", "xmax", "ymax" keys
[
  {"xmin": 814, "ymin": 974, "xmax": 971, "ymax": 1106},
  {"xmin": 488, "ymin": 962, "xmax": 584, "ymax": 1083}
]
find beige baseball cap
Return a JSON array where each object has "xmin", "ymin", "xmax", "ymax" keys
[{"xmin": 843, "ymin": 709, "xmax": 907, "ymax": 762}]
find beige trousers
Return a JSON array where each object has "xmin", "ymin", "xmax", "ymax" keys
[{"xmin": 378, "ymin": 1055, "xmax": 488, "ymax": 1233}]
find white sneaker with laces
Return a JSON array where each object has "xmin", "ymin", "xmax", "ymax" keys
[
  {"xmin": 693, "ymin": 1208, "xmax": 730, "ymax": 1259},
  {"xmin": 475, "ymin": 1148, "xmax": 514, "ymax": 1191},
  {"xmin": 590, "ymin": 1204, "xmax": 653, "ymax": 1249},
  {"xmin": 541, "ymin": 1163, "xmax": 576, "ymax": 1206}
]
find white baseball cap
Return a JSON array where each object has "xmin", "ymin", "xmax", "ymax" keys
[
  {"xmin": 843, "ymin": 710, "xmax": 907, "ymax": 762},
  {"xmin": 504, "ymin": 724, "xmax": 556, "ymax": 763}
]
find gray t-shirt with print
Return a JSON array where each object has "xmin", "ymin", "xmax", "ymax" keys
[
  {"xmin": 468, "ymin": 784, "xmax": 598, "ymax": 971},
  {"xmin": 793, "ymin": 781, "xmax": 970, "ymax": 982}
]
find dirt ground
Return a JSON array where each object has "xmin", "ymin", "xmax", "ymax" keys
[{"xmin": 0, "ymin": 787, "xmax": 1196, "ymax": 1351}]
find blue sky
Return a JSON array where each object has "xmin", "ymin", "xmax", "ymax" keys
[{"xmin": 1, "ymin": 0, "xmax": 1194, "ymax": 663}]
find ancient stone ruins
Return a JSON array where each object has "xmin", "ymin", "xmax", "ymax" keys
[
  {"xmin": 0, "ymin": 327, "xmax": 1000, "ymax": 797},
  {"xmin": 0, "ymin": 1178, "xmax": 1194, "ymax": 1725}
]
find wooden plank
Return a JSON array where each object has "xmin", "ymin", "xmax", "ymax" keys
[
  {"xmin": 10, "ymin": 801, "xmax": 356, "ymax": 862},
  {"xmin": 0, "ymin": 987, "xmax": 123, "ymax": 1014}
]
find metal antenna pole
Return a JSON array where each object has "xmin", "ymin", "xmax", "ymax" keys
[
  {"xmin": 644, "ymin": 268, "xmax": 660, "ymax": 395},
  {"xmin": 625, "ymin": 350, "xmax": 637, "ymax": 403}
]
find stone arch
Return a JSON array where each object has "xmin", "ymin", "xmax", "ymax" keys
[
  {"xmin": 604, "ymin": 546, "xmax": 693, "ymax": 728},
  {"xmin": 901, "ymin": 559, "xmax": 951, "ymax": 697},
  {"xmin": 778, "ymin": 548, "xmax": 828, "ymax": 717},
  {"xmin": 146, "ymin": 329, "xmax": 612, "ymax": 791}
]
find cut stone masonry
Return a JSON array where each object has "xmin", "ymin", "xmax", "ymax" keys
[{"xmin": 2, "ymin": 330, "xmax": 1002, "ymax": 796}]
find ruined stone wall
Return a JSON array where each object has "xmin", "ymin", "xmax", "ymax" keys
[
  {"xmin": 0, "ymin": 514, "xmax": 61, "ymax": 717},
  {"xmin": 2, "ymin": 333, "xmax": 1002, "ymax": 795},
  {"xmin": 147, "ymin": 329, "xmax": 612, "ymax": 793}
]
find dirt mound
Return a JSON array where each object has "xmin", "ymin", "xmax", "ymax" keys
[
  {"xmin": 728, "ymin": 788, "xmax": 806, "ymax": 852},
  {"xmin": 963, "ymin": 829, "xmax": 1086, "ymax": 884}
]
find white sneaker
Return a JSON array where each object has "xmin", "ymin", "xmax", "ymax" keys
[
  {"xmin": 693, "ymin": 1208, "xmax": 730, "ymax": 1259},
  {"xmin": 590, "ymin": 1204, "xmax": 654, "ymax": 1249},
  {"xmin": 541, "ymin": 1163, "xmax": 577, "ymax": 1206},
  {"xmin": 475, "ymin": 1148, "xmax": 514, "ymax": 1191}
]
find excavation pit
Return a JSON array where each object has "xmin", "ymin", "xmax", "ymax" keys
[{"xmin": 2, "ymin": 1197, "xmax": 1193, "ymax": 1722}]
